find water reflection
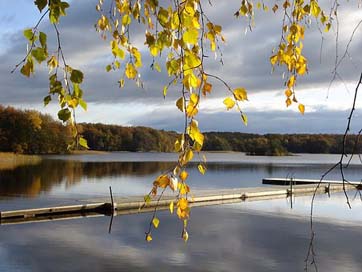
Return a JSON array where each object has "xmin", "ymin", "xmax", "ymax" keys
[
  {"xmin": 0, "ymin": 160, "xmax": 174, "ymax": 197},
  {"xmin": 1, "ymin": 206, "xmax": 362, "ymax": 272},
  {"xmin": 1, "ymin": 156, "xmax": 362, "ymax": 198},
  {"xmin": 1, "ymin": 153, "xmax": 362, "ymax": 271}
]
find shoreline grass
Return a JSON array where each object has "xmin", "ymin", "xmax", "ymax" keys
[{"xmin": 0, "ymin": 152, "xmax": 42, "ymax": 170}]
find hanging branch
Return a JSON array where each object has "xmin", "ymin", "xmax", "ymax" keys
[{"xmin": 305, "ymin": 72, "xmax": 362, "ymax": 271}]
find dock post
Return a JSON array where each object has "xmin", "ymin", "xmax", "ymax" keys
[{"xmin": 109, "ymin": 186, "xmax": 117, "ymax": 214}]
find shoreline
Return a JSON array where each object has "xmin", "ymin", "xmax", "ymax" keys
[{"xmin": 0, "ymin": 152, "xmax": 42, "ymax": 170}]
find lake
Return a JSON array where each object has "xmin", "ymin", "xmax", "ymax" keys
[{"xmin": 1, "ymin": 152, "xmax": 362, "ymax": 271}]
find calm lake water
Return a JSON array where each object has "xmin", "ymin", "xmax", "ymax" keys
[{"xmin": 1, "ymin": 152, "xmax": 362, "ymax": 271}]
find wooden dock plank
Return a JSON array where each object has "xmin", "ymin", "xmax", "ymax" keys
[{"xmin": 0, "ymin": 183, "xmax": 357, "ymax": 225}]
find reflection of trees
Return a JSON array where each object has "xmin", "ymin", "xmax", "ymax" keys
[{"xmin": 0, "ymin": 160, "xmax": 174, "ymax": 197}]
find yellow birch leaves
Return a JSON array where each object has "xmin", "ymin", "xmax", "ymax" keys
[
  {"xmin": 23, "ymin": 0, "xmax": 335, "ymax": 243},
  {"xmin": 266, "ymin": 0, "xmax": 331, "ymax": 115}
]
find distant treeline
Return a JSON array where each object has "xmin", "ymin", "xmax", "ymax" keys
[
  {"xmin": 0, "ymin": 106, "xmax": 177, "ymax": 154},
  {"xmin": 203, "ymin": 132, "xmax": 361, "ymax": 155},
  {"xmin": 79, "ymin": 123, "xmax": 177, "ymax": 152},
  {"xmin": 1, "ymin": 105, "xmax": 361, "ymax": 155},
  {"xmin": 0, "ymin": 105, "xmax": 70, "ymax": 154}
]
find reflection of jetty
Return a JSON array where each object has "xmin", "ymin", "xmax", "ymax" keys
[{"xmin": 0, "ymin": 180, "xmax": 359, "ymax": 225}]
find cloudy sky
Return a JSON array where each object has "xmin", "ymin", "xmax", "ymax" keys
[{"xmin": 1, "ymin": 0, "xmax": 362, "ymax": 133}]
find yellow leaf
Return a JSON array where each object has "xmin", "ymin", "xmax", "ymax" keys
[
  {"xmin": 194, "ymin": 131, "xmax": 204, "ymax": 146},
  {"xmin": 47, "ymin": 55, "xmax": 58, "ymax": 71},
  {"xmin": 184, "ymin": 1, "xmax": 195, "ymax": 16},
  {"xmin": 298, "ymin": 103, "xmax": 305, "ymax": 114},
  {"xmin": 176, "ymin": 97, "xmax": 185, "ymax": 112},
  {"xmin": 223, "ymin": 97, "xmax": 235, "ymax": 110},
  {"xmin": 286, "ymin": 98, "xmax": 292, "ymax": 107},
  {"xmin": 241, "ymin": 113, "xmax": 248, "ymax": 126},
  {"xmin": 131, "ymin": 48, "xmax": 142, "ymax": 68},
  {"xmin": 285, "ymin": 89, "xmax": 293, "ymax": 97},
  {"xmin": 183, "ymin": 230, "xmax": 189, "ymax": 242},
  {"xmin": 180, "ymin": 170, "xmax": 188, "ymax": 181},
  {"xmin": 185, "ymin": 149, "xmax": 194, "ymax": 163},
  {"xmin": 122, "ymin": 14, "xmax": 131, "ymax": 25},
  {"xmin": 184, "ymin": 52, "xmax": 201, "ymax": 69},
  {"xmin": 310, "ymin": 0, "xmax": 321, "ymax": 17},
  {"xmin": 233, "ymin": 88, "xmax": 248, "ymax": 101},
  {"xmin": 202, "ymin": 82, "xmax": 212, "ymax": 95},
  {"xmin": 178, "ymin": 198, "xmax": 188, "ymax": 210},
  {"xmin": 179, "ymin": 183, "xmax": 190, "ymax": 195},
  {"xmin": 152, "ymin": 217, "xmax": 160, "ymax": 228},
  {"xmin": 270, "ymin": 55, "xmax": 278, "ymax": 65},
  {"xmin": 183, "ymin": 29, "xmax": 198, "ymax": 44},
  {"xmin": 125, "ymin": 63, "xmax": 137, "ymax": 79},
  {"xmin": 177, "ymin": 207, "xmax": 189, "ymax": 219},
  {"xmin": 146, "ymin": 234, "xmax": 152, "ymax": 242},
  {"xmin": 185, "ymin": 73, "xmax": 199, "ymax": 89},
  {"xmin": 154, "ymin": 63, "xmax": 161, "ymax": 72},
  {"xmin": 287, "ymin": 75, "xmax": 295, "ymax": 89},
  {"xmin": 163, "ymin": 86, "xmax": 168, "ymax": 98},
  {"xmin": 198, "ymin": 164, "xmax": 206, "ymax": 175},
  {"xmin": 150, "ymin": 45, "xmax": 158, "ymax": 57},
  {"xmin": 169, "ymin": 201, "xmax": 174, "ymax": 214},
  {"xmin": 153, "ymin": 174, "xmax": 170, "ymax": 188},
  {"xmin": 190, "ymin": 93, "xmax": 199, "ymax": 104},
  {"xmin": 119, "ymin": 78, "xmax": 125, "ymax": 88},
  {"xmin": 186, "ymin": 103, "xmax": 198, "ymax": 117}
]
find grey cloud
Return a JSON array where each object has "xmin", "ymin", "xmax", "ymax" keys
[
  {"xmin": 1, "ymin": 0, "xmax": 361, "ymax": 128},
  {"xmin": 131, "ymin": 107, "xmax": 361, "ymax": 134}
]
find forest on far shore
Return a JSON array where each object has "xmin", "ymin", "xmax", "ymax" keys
[{"xmin": 0, "ymin": 105, "xmax": 361, "ymax": 156}]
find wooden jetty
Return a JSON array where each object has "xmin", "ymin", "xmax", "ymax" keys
[
  {"xmin": 263, "ymin": 177, "xmax": 362, "ymax": 188},
  {"xmin": 0, "ymin": 182, "xmax": 357, "ymax": 225}
]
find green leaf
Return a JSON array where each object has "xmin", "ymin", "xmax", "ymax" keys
[
  {"xmin": 20, "ymin": 59, "xmax": 34, "ymax": 77},
  {"xmin": 49, "ymin": 7, "xmax": 60, "ymax": 24},
  {"xmin": 31, "ymin": 47, "xmax": 47, "ymax": 63},
  {"xmin": 34, "ymin": 0, "xmax": 48, "ymax": 12},
  {"xmin": 79, "ymin": 99, "xmax": 87, "ymax": 111},
  {"xmin": 176, "ymin": 97, "xmax": 184, "ymax": 112},
  {"xmin": 58, "ymin": 108, "xmax": 71, "ymax": 122},
  {"xmin": 23, "ymin": 28, "xmax": 34, "ymax": 42},
  {"xmin": 73, "ymin": 83, "xmax": 83, "ymax": 98},
  {"xmin": 39, "ymin": 32, "xmax": 47, "ymax": 49},
  {"xmin": 106, "ymin": 64, "xmax": 112, "ymax": 72},
  {"xmin": 144, "ymin": 195, "xmax": 151, "ymax": 204},
  {"xmin": 70, "ymin": 69, "xmax": 84, "ymax": 84},
  {"xmin": 79, "ymin": 137, "xmax": 89, "ymax": 149},
  {"xmin": 43, "ymin": 95, "xmax": 51, "ymax": 106}
]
